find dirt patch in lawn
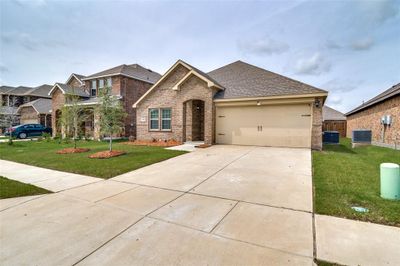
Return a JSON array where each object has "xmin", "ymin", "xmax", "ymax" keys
[
  {"xmin": 56, "ymin": 148, "xmax": 90, "ymax": 154},
  {"xmin": 122, "ymin": 140, "xmax": 182, "ymax": 147},
  {"xmin": 88, "ymin": 150, "xmax": 126, "ymax": 159}
]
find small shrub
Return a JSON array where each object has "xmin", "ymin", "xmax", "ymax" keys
[{"xmin": 42, "ymin": 132, "xmax": 52, "ymax": 142}]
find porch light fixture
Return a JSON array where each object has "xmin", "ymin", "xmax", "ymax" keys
[
  {"xmin": 314, "ymin": 99, "xmax": 320, "ymax": 108},
  {"xmin": 257, "ymin": 101, "xmax": 261, "ymax": 106}
]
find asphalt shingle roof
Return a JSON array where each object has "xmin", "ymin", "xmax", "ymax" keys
[
  {"xmin": 19, "ymin": 98, "xmax": 52, "ymax": 114},
  {"xmin": 54, "ymin": 83, "xmax": 90, "ymax": 97},
  {"xmin": 346, "ymin": 83, "xmax": 400, "ymax": 116},
  {"xmin": 0, "ymin": 84, "xmax": 52, "ymax": 98},
  {"xmin": 208, "ymin": 61, "xmax": 327, "ymax": 99},
  {"xmin": 323, "ymin": 106, "xmax": 346, "ymax": 121},
  {"xmin": 83, "ymin": 64, "xmax": 161, "ymax": 84}
]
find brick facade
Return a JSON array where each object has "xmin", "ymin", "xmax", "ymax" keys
[
  {"xmin": 136, "ymin": 64, "xmax": 216, "ymax": 144},
  {"xmin": 19, "ymin": 106, "xmax": 39, "ymax": 124},
  {"xmin": 82, "ymin": 75, "xmax": 153, "ymax": 139},
  {"xmin": 51, "ymin": 89, "xmax": 65, "ymax": 136},
  {"xmin": 347, "ymin": 96, "xmax": 400, "ymax": 148}
]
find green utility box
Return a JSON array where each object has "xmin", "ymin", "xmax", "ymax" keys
[{"xmin": 380, "ymin": 163, "xmax": 400, "ymax": 200}]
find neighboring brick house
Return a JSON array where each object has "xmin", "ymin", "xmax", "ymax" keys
[
  {"xmin": 17, "ymin": 98, "xmax": 52, "ymax": 127},
  {"xmin": 49, "ymin": 65, "xmax": 161, "ymax": 139},
  {"xmin": 322, "ymin": 106, "xmax": 346, "ymax": 137},
  {"xmin": 134, "ymin": 60, "xmax": 328, "ymax": 150},
  {"xmin": 346, "ymin": 83, "xmax": 400, "ymax": 149},
  {"xmin": 0, "ymin": 84, "xmax": 52, "ymax": 132}
]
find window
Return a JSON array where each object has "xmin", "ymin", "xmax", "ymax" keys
[
  {"xmin": 98, "ymin": 79, "xmax": 104, "ymax": 88},
  {"xmin": 149, "ymin": 109, "xmax": 159, "ymax": 130},
  {"xmin": 106, "ymin": 77, "xmax": 112, "ymax": 88},
  {"xmin": 91, "ymin": 80, "xmax": 96, "ymax": 96},
  {"xmin": 148, "ymin": 108, "xmax": 172, "ymax": 131},
  {"xmin": 161, "ymin": 108, "xmax": 171, "ymax": 130}
]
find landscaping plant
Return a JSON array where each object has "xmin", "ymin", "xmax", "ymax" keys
[
  {"xmin": 96, "ymin": 86, "xmax": 127, "ymax": 152},
  {"xmin": 58, "ymin": 91, "xmax": 87, "ymax": 150}
]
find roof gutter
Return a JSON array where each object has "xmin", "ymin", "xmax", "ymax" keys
[{"xmin": 213, "ymin": 92, "xmax": 328, "ymax": 103}]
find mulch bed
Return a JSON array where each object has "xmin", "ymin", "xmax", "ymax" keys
[
  {"xmin": 56, "ymin": 148, "xmax": 90, "ymax": 154},
  {"xmin": 195, "ymin": 144, "xmax": 212, "ymax": 148},
  {"xmin": 88, "ymin": 150, "xmax": 126, "ymax": 159},
  {"xmin": 122, "ymin": 140, "xmax": 182, "ymax": 147}
]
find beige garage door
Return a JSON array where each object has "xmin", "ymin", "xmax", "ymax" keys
[
  {"xmin": 20, "ymin": 119, "xmax": 39, "ymax": 125},
  {"xmin": 216, "ymin": 104, "xmax": 312, "ymax": 148}
]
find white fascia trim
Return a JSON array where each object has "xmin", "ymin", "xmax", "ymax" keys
[
  {"xmin": 66, "ymin": 74, "xmax": 84, "ymax": 86},
  {"xmin": 213, "ymin": 92, "xmax": 328, "ymax": 102},
  {"xmin": 48, "ymin": 84, "xmax": 66, "ymax": 96},
  {"xmin": 133, "ymin": 60, "xmax": 222, "ymax": 108},
  {"xmin": 172, "ymin": 70, "xmax": 222, "ymax": 91},
  {"xmin": 82, "ymin": 73, "xmax": 155, "ymax": 85}
]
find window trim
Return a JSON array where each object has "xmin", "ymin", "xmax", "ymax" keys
[
  {"xmin": 148, "ymin": 108, "xmax": 172, "ymax": 132},
  {"xmin": 149, "ymin": 108, "xmax": 160, "ymax": 131},
  {"xmin": 91, "ymin": 80, "xmax": 97, "ymax": 97},
  {"xmin": 160, "ymin": 108, "xmax": 172, "ymax": 131}
]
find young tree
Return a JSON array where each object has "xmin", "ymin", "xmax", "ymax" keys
[
  {"xmin": 0, "ymin": 97, "xmax": 19, "ymax": 144},
  {"xmin": 59, "ymin": 91, "xmax": 86, "ymax": 149},
  {"xmin": 96, "ymin": 86, "xmax": 127, "ymax": 152}
]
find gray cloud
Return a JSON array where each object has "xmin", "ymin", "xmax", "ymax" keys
[
  {"xmin": 350, "ymin": 37, "xmax": 374, "ymax": 50},
  {"xmin": 1, "ymin": 32, "xmax": 65, "ymax": 51},
  {"xmin": 325, "ymin": 40, "xmax": 343, "ymax": 50},
  {"xmin": 0, "ymin": 64, "xmax": 9, "ymax": 73},
  {"xmin": 238, "ymin": 36, "xmax": 289, "ymax": 55},
  {"xmin": 322, "ymin": 79, "xmax": 360, "ymax": 93},
  {"xmin": 293, "ymin": 53, "xmax": 331, "ymax": 75},
  {"xmin": 358, "ymin": 0, "xmax": 399, "ymax": 25}
]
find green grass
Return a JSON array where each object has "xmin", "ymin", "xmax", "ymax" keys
[
  {"xmin": 0, "ymin": 140, "xmax": 186, "ymax": 179},
  {"xmin": 0, "ymin": 176, "xmax": 51, "ymax": 199},
  {"xmin": 313, "ymin": 138, "xmax": 400, "ymax": 226}
]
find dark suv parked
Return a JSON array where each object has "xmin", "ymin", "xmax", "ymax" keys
[{"xmin": 5, "ymin": 124, "xmax": 52, "ymax": 139}]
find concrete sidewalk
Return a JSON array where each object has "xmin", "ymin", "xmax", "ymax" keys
[{"xmin": 0, "ymin": 160, "xmax": 100, "ymax": 192}]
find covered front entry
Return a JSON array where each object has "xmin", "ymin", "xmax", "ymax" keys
[
  {"xmin": 216, "ymin": 103, "xmax": 312, "ymax": 148},
  {"xmin": 183, "ymin": 99, "xmax": 205, "ymax": 142}
]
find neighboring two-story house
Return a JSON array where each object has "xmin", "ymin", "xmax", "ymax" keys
[
  {"xmin": 0, "ymin": 84, "xmax": 52, "ymax": 132},
  {"xmin": 49, "ymin": 64, "xmax": 161, "ymax": 139}
]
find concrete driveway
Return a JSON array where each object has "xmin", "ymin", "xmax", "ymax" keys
[{"xmin": 1, "ymin": 145, "xmax": 314, "ymax": 265}]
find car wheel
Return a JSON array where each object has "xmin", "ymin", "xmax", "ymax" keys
[{"xmin": 18, "ymin": 132, "xmax": 27, "ymax": 139}]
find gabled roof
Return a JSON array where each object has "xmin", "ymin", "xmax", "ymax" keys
[
  {"xmin": 48, "ymin": 83, "xmax": 90, "ymax": 97},
  {"xmin": 66, "ymin": 73, "xmax": 86, "ymax": 86},
  {"xmin": 0, "ymin": 85, "xmax": 52, "ymax": 98},
  {"xmin": 82, "ymin": 64, "xmax": 162, "ymax": 84},
  {"xmin": 28, "ymin": 84, "xmax": 52, "ymax": 98},
  {"xmin": 323, "ymin": 106, "xmax": 346, "ymax": 121},
  {"xmin": 133, "ymin": 60, "xmax": 224, "ymax": 108},
  {"xmin": 0, "ymin": 106, "xmax": 18, "ymax": 115},
  {"xmin": 208, "ymin": 61, "xmax": 327, "ymax": 100},
  {"xmin": 18, "ymin": 98, "xmax": 52, "ymax": 114},
  {"xmin": 0, "ymin": 86, "xmax": 15, "ymax": 94},
  {"xmin": 346, "ymin": 83, "xmax": 400, "ymax": 116}
]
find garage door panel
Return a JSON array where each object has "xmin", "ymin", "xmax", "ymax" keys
[{"xmin": 216, "ymin": 104, "xmax": 311, "ymax": 148}]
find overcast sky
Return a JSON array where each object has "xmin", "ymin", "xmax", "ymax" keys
[{"xmin": 1, "ymin": 0, "xmax": 399, "ymax": 112}]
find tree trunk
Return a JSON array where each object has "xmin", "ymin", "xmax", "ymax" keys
[{"xmin": 109, "ymin": 135, "xmax": 112, "ymax": 152}]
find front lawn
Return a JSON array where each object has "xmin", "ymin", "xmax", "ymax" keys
[
  {"xmin": 313, "ymin": 138, "xmax": 400, "ymax": 226},
  {"xmin": 0, "ymin": 140, "xmax": 186, "ymax": 179},
  {"xmin": 0, "ymin": 176, "xmax": 51, "ymax": 199}
]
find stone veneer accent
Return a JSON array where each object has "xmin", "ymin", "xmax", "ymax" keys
[
  {"xmin": 347, "ymin": 96, "xmax": 399, "ymax": 148},
  {"xmin": 312, "ymin": 98, "xmax": 323, "ymax": 150},
  {"xmin": 135, "ymin": 64, "xmax": 216, "ymax": 144}
]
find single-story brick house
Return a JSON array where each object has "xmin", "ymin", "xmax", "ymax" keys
[
  {"xmin": 49, "ymin": 66, "xmax": 161, "ymax": 139},
  {"xmin": 17, "ymin": 98, "xmax": 52, "ymax": 127},
  {"xmin": 133, "ymin": 60, "xmax": 328, "ymax": 150},
  {"xmin": 346, "ymin": 83, "xmax": 399, "ymax": 149},
  {"xmin": 322, "ymin": 105, "xmax": 346, "ymax": 137}
]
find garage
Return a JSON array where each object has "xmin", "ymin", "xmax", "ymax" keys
[{"xmin": 216, "ymin": 103, "xmax": 312, "ymax": 148}]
